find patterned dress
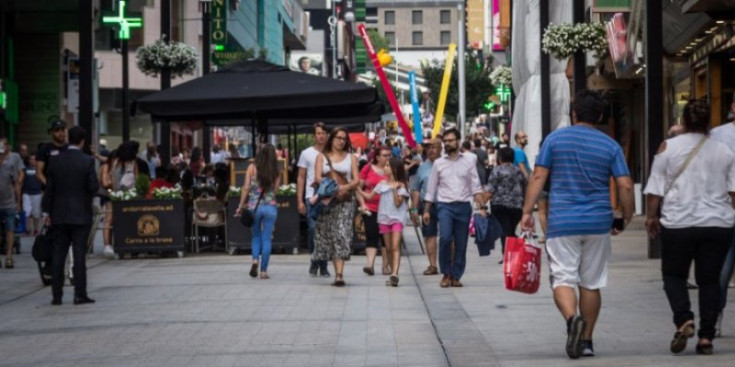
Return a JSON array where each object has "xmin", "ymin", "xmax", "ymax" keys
[{"xmin": 313, "ymin": 155, "xmax": 354, "ymax": 262}]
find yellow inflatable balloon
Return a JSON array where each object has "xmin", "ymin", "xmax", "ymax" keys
[{"xmin": 377, "ymin": 49, "xmax": 393, "ymax": 67}]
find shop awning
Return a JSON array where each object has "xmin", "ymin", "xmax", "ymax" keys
[{"xmin": 134, "ymin": 59, "xmax": 384, "ymax": 123}]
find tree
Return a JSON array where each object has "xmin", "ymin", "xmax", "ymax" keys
[
  {"xmin": 368, "ymin": 29, "xmax": 391, "ymax": 53},
  {"xmin": 421, "ymin": 54, "xmax": 495, "ymax": 122}
]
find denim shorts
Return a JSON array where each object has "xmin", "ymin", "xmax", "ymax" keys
[
  {"xmin": 0, "ymin": 207, "xmax": 17, "ymax": 234},
  {"xmin": 419, "ymin": 201, "xmax": 438, "ymax": 238}
]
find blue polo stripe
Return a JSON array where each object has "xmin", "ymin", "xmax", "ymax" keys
[{"xmin": 536, "ymin": 126, "xmax": 630, "ymax": 238}]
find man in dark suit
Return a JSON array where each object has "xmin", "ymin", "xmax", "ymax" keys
[{"xmin": 42, "ymin": 126, "xmax": 98, "ymax": 306}]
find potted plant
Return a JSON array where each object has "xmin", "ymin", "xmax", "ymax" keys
[
  {"xmin": 490, "ymin": 66, "xmax": 512, "ymax": 88},
  {"xmin": 136, "ymin": 37, "xmax": 198, "ymax": 78},
  {"xmin": 542, "ymin": 22, "xmax": 608, "ymax": 60}
]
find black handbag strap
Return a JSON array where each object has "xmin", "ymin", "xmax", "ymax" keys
[{"xmin": 252, "ymin": 189, "xmax": 265, "ymax": 212}]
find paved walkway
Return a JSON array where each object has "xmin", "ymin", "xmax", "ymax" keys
[{"xmin": 0, "ymin": 217, "xmax": 734, "ymax": 366}]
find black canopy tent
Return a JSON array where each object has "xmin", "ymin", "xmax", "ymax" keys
[{"xmin": 134, "ymin": 59, "xmax": 383, "ymax": 164}]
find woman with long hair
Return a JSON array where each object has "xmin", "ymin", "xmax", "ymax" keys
[
  {"xmin": 113, "ymin": 142, "xmax": 138, "ymax": 191},
  {"xmin": 313, "ymin": 127, "xmax": 360, "ymax": 286},
  {"xmin": 236, "ymin": 144, "xmax": 280, "ymax": 279},
  {"xmin": 645, "ymin": 99, "xmax": 735, "ymax": 355},
  {"xmin": 359, "ymin": 157, "xmax": 409, "ymax": 287},
  {"xmin": 358, "ymin": 145, "xmax": 390, "ymax": 275}
]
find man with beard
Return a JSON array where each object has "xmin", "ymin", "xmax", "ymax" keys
[
  {"xmin": 423, "ymin": 128, "xmax": 484, "ymax": 288},
  {"xmin": 36, "ymin": 117, "xmax": 69, "ymax": 186}
]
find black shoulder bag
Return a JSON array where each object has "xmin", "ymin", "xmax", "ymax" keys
[{"xmin": 239, "ymin": 190, "xmax": 265, "ymax": 227}]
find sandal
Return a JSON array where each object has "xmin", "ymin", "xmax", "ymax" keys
[
  {"xmin": 670, "ymin": 321, "xmax": 695, "ymax": 354},
  {"xmin": 4, "ymin": 258, "xmax": 13, "ymax": 269},
  {"xmin": 382, "ymin": 266, "xmax": 391, "ymax": 276},
  {"xmin": 332, "ymin": 273, "xmax": 345, "ymax": 287},
  {"xmin": 363, "ymin": 266, "xmax": 374, "ymax": 276},
  {"xmin": 260, "ymin": 272, "xmax": 270, "ymax": 279},
  {"xmin": 423, "ymin": 266, "xmax": 438, "ymax": 275}
]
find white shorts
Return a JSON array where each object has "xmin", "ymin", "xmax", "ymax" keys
[
  {"xmin": 22, "ymin": 194, "xmax": 42, "ymax": 219},
  {"xmin": 546, "ymin": 234, "xmax": 611, "ymax": 290}
]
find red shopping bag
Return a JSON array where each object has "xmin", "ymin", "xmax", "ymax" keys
[{"xmin": 503, "ymin": 235, "xmax": 542, "ymax": 294}]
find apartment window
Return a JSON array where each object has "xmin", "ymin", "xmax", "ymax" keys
[
  {"xmin": 384, "ymin": 10, "xmax": 395, "ymax": 25},
  {"xmin": 412, "ymin": 31, "xmax": 423, "ymax": 46},
  {"xmin": 412, "ymin": 10, "xmax": 423, "ymax": 25},
  {"xmin": 440, "ymin": 10, "xmax": 451, "ymax": 24},
  {"xmin": 385, "ymin": 32, "xmax": 396, "ymax": 47},
  {"xmin": 440, "ymin": 31, "xmax": 451, "ymax": 46}
]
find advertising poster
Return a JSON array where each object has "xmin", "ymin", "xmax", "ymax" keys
[{"xmin": 289, "ymin": 53, "xmax": 324, "ymax": 76}]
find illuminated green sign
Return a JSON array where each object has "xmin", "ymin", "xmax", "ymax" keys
[
  {"xmin": 0, "ymin": 91, "xmax": 6, "ymax": 109},
  {"xmin": 102, "ymin": 1, "xmax": 143, "ymax": 40},
  {"xmin": 496, "ymin": 86, "xmax": 511, "ymax": 103},
  {"xmin": 483, "ymin": 101, "xmax": 495, "ymax": 111}
]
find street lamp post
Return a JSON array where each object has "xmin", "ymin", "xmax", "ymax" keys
[
  {"xmin": 102, "ymin": 0, "xmax": 142, "ymax": 143},
  {"xmin": 199, "ymin": 0, "xmax": 212, "ymax": 161}
]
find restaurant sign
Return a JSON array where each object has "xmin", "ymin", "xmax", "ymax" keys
[
  {"xmin": 212, "ymin": 0, "xmax": 247, "ymax": 66},
  {"xmin": 113, "ymin": 200, "xmax": 185, "ymax": 253}
]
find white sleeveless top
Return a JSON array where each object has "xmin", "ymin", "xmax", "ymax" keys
[{"xmin": 323, "ymin": 153, "xmax": 352, "ymax": 180}]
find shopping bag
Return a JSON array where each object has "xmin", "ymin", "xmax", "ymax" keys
[
  {"xmin": 14, "ymin": 211, "xmax": 26, "ymax": 234},
  {"xmin": 503, "ymin": 234, "xmax": 541, "ymax": 294}
]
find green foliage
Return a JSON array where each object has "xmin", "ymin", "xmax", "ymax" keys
[
  {"xmin": 135, "ymin": 175, "xmax": 151, "ymax": 199},
  {"xmin": 368, "ymin": 29, "xmax": 391, "ymax": 53},
  {"xmin": 421, "ymin": 54, "xmax": 496, "ymax": 120}
]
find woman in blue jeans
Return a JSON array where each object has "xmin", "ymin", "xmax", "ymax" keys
[{"xmin": 236, "ymin": 144, "xmax": 280, "ymax": 279}]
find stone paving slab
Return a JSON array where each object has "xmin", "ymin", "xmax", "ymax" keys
[
  {"xmin": 403, "ymin": 218, "xmax": 735, "ymax": 367},
  {"xmin": 1, "ymin": 217, "xmax": 734, "ymax": 366}
]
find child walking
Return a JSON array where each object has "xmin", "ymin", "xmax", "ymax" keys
[{"xmin": 359, "ymin": 158, "xmax": 409, "ymax": 287}]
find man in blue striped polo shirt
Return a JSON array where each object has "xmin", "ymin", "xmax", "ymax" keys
[{"xmin": 521, "ymin": 89, "xmax": 634, "ymax": 359}]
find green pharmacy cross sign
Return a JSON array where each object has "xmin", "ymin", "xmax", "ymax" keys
[
  {"xmin": 496, "ymin": 85, "xmax": 512, "ymax": 103},
  {"xmin": 102, "ymin": 1, "xmax": 142, "ymax": 40}
]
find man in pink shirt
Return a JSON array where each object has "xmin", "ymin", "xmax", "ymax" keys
[{"xmin": 423, "ymin": 128, "xmax": 485, "ymax": 287}]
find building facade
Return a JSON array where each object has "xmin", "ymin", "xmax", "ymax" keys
[
  {"xmin": 365, "ymin": 0, "xmax": 459, "ymax": 68},
  {"xmin": 0, "ymin": 0, "xmax": 306, "ymax": 155}
]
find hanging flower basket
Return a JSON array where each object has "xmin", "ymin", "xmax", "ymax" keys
[
  {"xmin": 542, "ymin": 22, "xmax": 608, "ymax": 60},
  {"xmin": 490, "ymin": 66, "xmax": 512, "ymax": 87},
  {"xmin": 576, "ymin": 23, "xmax": 608, "ymax": 59},
  {"xmin": 136, "ymin": 38, "xmax": 198, "ymax": 78}
]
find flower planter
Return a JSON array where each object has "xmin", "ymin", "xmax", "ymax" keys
[
  {"xmin": 226, "ymin": 196, "xmax": 300, "ymax": 254},
  {"xmin": 112, "ymin": 199, "xmax": 185, "ymax": 257}
]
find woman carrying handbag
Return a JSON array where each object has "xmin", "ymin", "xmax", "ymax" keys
[
  {"xmin": 236, "ymin": 144, "xmax": 280, "ymax": 280},
  {"xmin": 313, "ymin": 127, "xmax": 360, "ymax": 287},
  {"xmin": 644, "ymin": 99, "xmax": 735, "ymax": 355}
]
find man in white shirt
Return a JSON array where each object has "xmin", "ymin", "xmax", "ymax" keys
[
  {"xmin": 711, "ymin": 98, "xmax": 735, "ymax": 336},
  {"xmin": 210, "ymin": 144, "xmax": 227, "ymax": 164},
  {"xmin": 423, "ymin": 128, "xmax": 485, "ymax": 288},
  {"xmin": 297, "ymin": 122, "xmax": 330, "ymax": 277}
]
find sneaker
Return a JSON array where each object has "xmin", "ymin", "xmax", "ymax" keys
[
  {"xmin": 103, "ymin": 245, "xmax": 115, "ymax": 259},
  {"xmin": 319, "ymin": 268, "xmax": 331, "ymax": 277},
  {"xmin": 581, "ymin": 340, "xmax": 594, "ymax": 357},
  {"xmin": 566, "ymin": 315, "xmax": 586, "ymax": 359},
  {"xmin": 308, "ymin": 262, "xmax": 318, "ymax": 277}
]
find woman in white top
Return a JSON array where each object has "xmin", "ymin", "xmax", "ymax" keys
[
  {"xmin": 644, "ymin": 99, "xmax": 735, "ymax": 355},
  {"xmin": 313, "ymin": 127, "xmax": 360, "ymax": 287}
]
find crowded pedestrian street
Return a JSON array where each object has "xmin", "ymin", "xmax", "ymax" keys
[{"xmin": 0, "ymin": 217, "xmax": 733, "ymax": 367}]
